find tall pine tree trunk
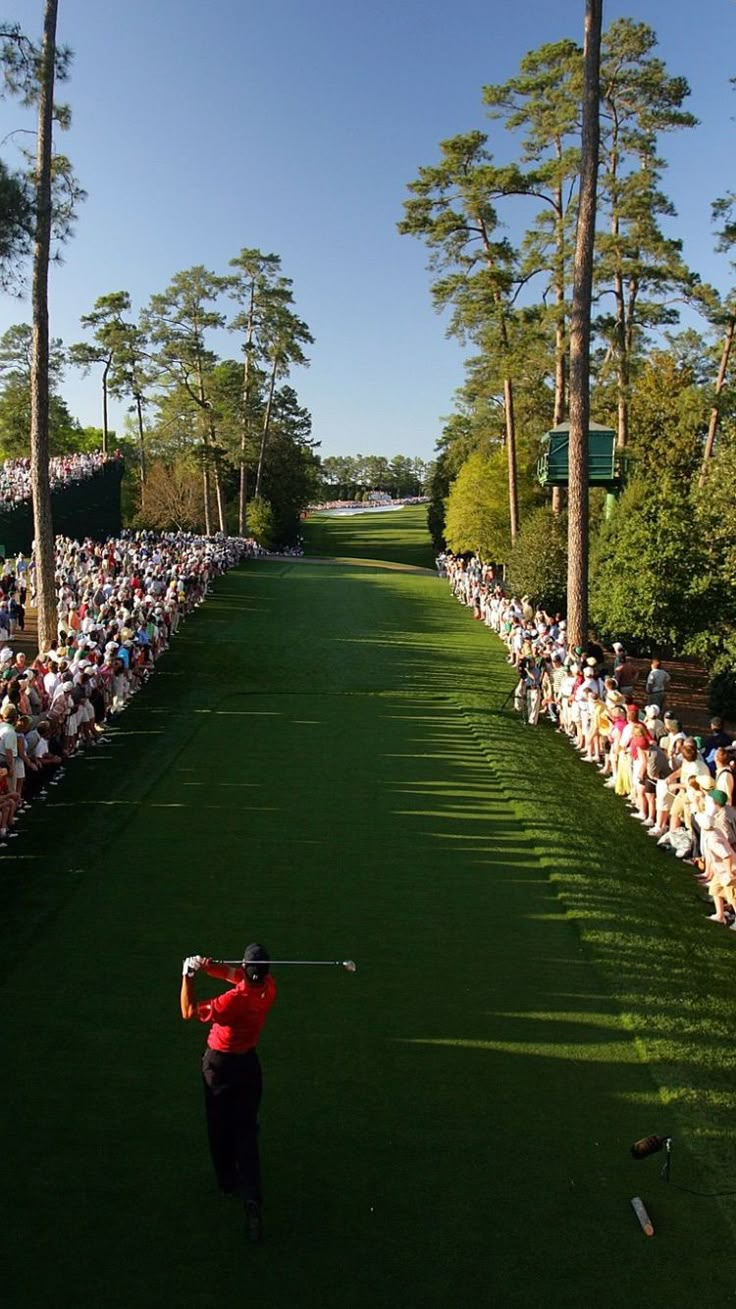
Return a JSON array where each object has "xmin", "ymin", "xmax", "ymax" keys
[
  {"xmin": 255, "ymin": 355, "xmax": 278, "ymax": 500},
  {"xmin": 497, "ymin": 309, "xmax": 519, "ymax": 542},
  {"xmin": 552, "ymin": 170, "xmax": 566, "ymax": 516},
  {"xmin": 195, "ymin": 355, "xmax": 213, "ymax": 534},
  {"xmin": 503, "ymin": 376, "xmax": 519, "ymax": 542},
  {"xmin": 214, "ymin": 466, "xmax": 225, "ymax": 532},
  {"xmin": 101, "ymin": 358, "xmax": 110, "ymax": 454},
  {"xmin": 699, "ymin": 315, "xmax": 735, "ymax": 486},
  {"xmin": 552, "ymin": 309, "xmax": 566, "ymax": 517},
  {"xmin": 202, "ymin": 458, "xmax": 212, "ymax": 535},
  {"xmin": 608, "ymin": 123, "xmax": 629, "ymax": 451},
  {"xmin": 135, "ymin": 394, "xmax": 146, "ymax": 499},
  {"xmin": 238, "ymin": 439, "xmax": 246, "ymax": 533},
  {"xmin": 238, "ymin": 283, "xmax": 255, "ymax": 535},
  {"xmin": 567, "ymin": 0, "xmax": 603, "ymax": 651},
  {"xmin": 30, "ymin": 0, "xmax": 59, "ymax": 653},
  {"xmin": 615, "ymin": 285, "xmax": 630, "ymax": 450},
  {"xmin": 213, "ymin": 424, "xmax": 226, "ymax": 533}
]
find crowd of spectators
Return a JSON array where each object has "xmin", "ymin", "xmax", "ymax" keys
[
  {"xmin": 310, "ymin": 496, "xmax": 428, "ymax": 510},
  {"xmin": 0, "ymin": 530, "xmax": 262, "ymax": 848},
  {"xmin": 438, "ymin": 550, "xmax": 736, "ymax": 933},
  {"xmin": 0, "ymin": 451, "xmax": 121, "ymax": 507}
]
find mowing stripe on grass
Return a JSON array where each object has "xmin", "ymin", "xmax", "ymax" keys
[{"xmin": 2, "ymin": 546, "xmax": 734, "ymax": 1308}]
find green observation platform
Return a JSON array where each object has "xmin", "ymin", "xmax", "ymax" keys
[{"xmin": 537, "ymin": 421, "xmax": 624, "ymax": 488}]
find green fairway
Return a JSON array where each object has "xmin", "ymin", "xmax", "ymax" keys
[
  {"xmin": 3, "ymin": 522, "xmax": 736, "ymax": 1307},
  {"xmin": 304, "ymin": 503, "xmax": 437, "ymax": 569}
]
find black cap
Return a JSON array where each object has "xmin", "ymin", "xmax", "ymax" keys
[{"xmin": 242, "ymin": 942, "xmax": 270, "ymax": 984}]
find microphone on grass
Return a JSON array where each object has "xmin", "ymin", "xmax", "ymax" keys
[
  {"xmin": 630, "ymin": 1135, "xmax": 670, "ymax": 1160},
  {"xmin": 630, "ymin": 1134, "xmax": 736, "ymax": 1199}
]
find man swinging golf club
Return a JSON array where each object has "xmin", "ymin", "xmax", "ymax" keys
[{"xmin": 180, "ymin": 943, "xmax": 275, "ymax": 1244}]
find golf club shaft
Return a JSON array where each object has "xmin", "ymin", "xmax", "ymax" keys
[{"xmin": 218, "ymin": 958, "xmax": 352, "ymax": 968}]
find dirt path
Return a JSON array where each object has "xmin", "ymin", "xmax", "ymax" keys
[{"xmin": 625, "ymin": 653, "xmax": 711, "ymax": 733}]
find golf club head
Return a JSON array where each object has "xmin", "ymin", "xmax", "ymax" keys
[{"xmin": 342, "ymin": 959, "xmax": 357, "ymax": 972}]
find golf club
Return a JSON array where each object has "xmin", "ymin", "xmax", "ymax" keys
[{"xmin": 217, "ymin": 957, "xmax": 357, "ymax": 972}]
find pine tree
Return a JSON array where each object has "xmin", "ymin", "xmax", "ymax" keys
[
  {"xmin": 595, "ymin": 18, "xmax": 698, "ymax": 449},
  {"xmin": 399, "ymin": 132, "xmax": 529, "ymax": 539},
  {"xmin": 142, "ymin": 267, "xmax": 229, "ymax": 533},
  {"xmin": 227, "ymin": 248, "xmax": 284, "ymax": 532},
  {"xmin": 699, "ymin": 192, "xmax": 736, "ymax": 482},
  {"xmin": 484, "ymin": 38, "xmax": 582, "ymax": 493},
  {"xmin": 567, "ymin": 0, "xmax": 603, "ymax": 650},
  {"xmin": 68, "ymin": 291, "xmax": 132, "ymax": 455}
]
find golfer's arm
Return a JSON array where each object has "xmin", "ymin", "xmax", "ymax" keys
[{"xmin": 180, "ymin": 975, "xmax": 196, "ymax": 1020}]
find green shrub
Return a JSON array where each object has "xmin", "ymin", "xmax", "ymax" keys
[
  {"xmin": 506, "ymin": 506, "xmax": 568, "ymax": 612},
  {"xmin": 246, "ymin": 496, "xmax": 275, "ymax": 549}
]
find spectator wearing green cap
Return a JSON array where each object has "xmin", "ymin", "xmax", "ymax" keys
[
  {"xmin": 709, "ymin": 787, "xmax": 736, "ymax": 846},
  {"xmin": 699, "ymin": 811, "xmax": 736, "ymax": 927}
]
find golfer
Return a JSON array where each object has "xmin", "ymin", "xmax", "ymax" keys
[{"xmin": 180, "ymin": 943, "xmax": 276, "ymax": 1243}]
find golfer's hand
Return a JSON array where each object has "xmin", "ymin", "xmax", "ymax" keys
[{"xmin": 182, "ymin": 955, "xmax": 203, "ymax": 977}]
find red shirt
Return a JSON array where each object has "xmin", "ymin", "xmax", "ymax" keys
[{"xmin": 198, "ymin": 974, "xmax": 276, "ymax": 1053}]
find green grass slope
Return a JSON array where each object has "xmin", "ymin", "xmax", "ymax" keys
[
  {"xmin": 303, "ymin": 503, "xmax": 437, "ymax": 570},
  {"xmin": 2, "ymin": 531, "xmax": 735, "ymax": 1307}
]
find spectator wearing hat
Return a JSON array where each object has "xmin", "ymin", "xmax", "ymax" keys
[
  {"xmin": 10, "ymin": 651, "xmax": 27, "ymax": 680},
  {"xmin": 558, "ymin": 662, "xmax": 578, "ymax": 735},
  {"xmin": 513, "ymin": 659, "xmax": 533, "ymax": 723},
  {"xmin": 542, "ymin": 655, "xmax": 564, "ymax": 725},
  {"xmin": 599, "ymin": 695, "xmax": 624, "ymax": 778},
  {"xmin": 586, "ymin": 633, "xmax": 606, "ymax": 668},
  {"xmin": 12, "ymin": 712, "xmax": 38, "ymax": 804},
  {"xmin": 572, "ymin": 667, "xmax": 593, "ymax": 750},
  {"xmin": 612, "ymin": 641, "xmax": 626, "ymax": 671},
  {"xmin": 24, "ymin": 668, "xmax": 43, "ymax": 722},
  {"xmin": 661, "ymin": 714, "xmax": 682, "ymax": 756},
  {"xmin": 0, "ymin": 702, "xmax": 19, "ymax": 791},
  {"xmin": 677, "ymin": 774, "xmax": 715, "ymax": 858},
  {"xmin": 582, "ymin": 690, "xmax": 608, "ymax": 763},
  {"xmin": 709, "ymin": 786, "xmax": 736, "ymax": 847},
  {"xmin": 22, "ymin": 719, "xmax": 52, "ymax": 798},
  {"xmin": 526, "ymin": 661, "xmax": 542, "ymax": 726},
  {"xmin": 635, "ymin": 735, "xmax": 672, "ymax": 825},
  {"xmin": 643, "ymin": 704, "xmax": 667, "ymax": 742},
  {"xmin": 652, "ymin": 738, "xmax": 710, "ymax": 842},
  {"xmin": 699, "ymin": 811, "xmax": 736, "ymax": 926}
]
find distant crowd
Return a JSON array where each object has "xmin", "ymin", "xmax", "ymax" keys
[
  {"xmin": 310, "ymin": 496, "xmax": 428, "ymax": 510},
  {"xmin": 0, "ymin": 531, "xmax": 262, "ymax": 847},
  {"xmin": 438, "ymin": 550, "xmax": 736, "ymax": 934},
  {"xmin": 0, "ymin": 451, "xmax": 122, "ymax": 507}
]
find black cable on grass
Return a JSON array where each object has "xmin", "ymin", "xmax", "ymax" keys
[{"xmin": 631, "ymin": 1136, "xmax": 736, "ymax": 1198}]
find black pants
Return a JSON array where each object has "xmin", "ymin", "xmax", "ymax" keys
[{"xmin": 202, "ymin": 1047, "xmax": 262, "ymax": 1204}]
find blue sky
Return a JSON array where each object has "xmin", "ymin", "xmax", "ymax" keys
[{"xmin": 1, "ymin": 0, "xmax": 734, "ymax": 460}]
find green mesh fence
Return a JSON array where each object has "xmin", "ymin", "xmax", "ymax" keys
[{"xmin": 0, "ymin": 460, "xmax": 123, "ymax": 557}]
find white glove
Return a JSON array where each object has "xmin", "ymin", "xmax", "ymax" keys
[{"xmin": 182, "ymin": 955, "xmax": 203, "ymax": 977}]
